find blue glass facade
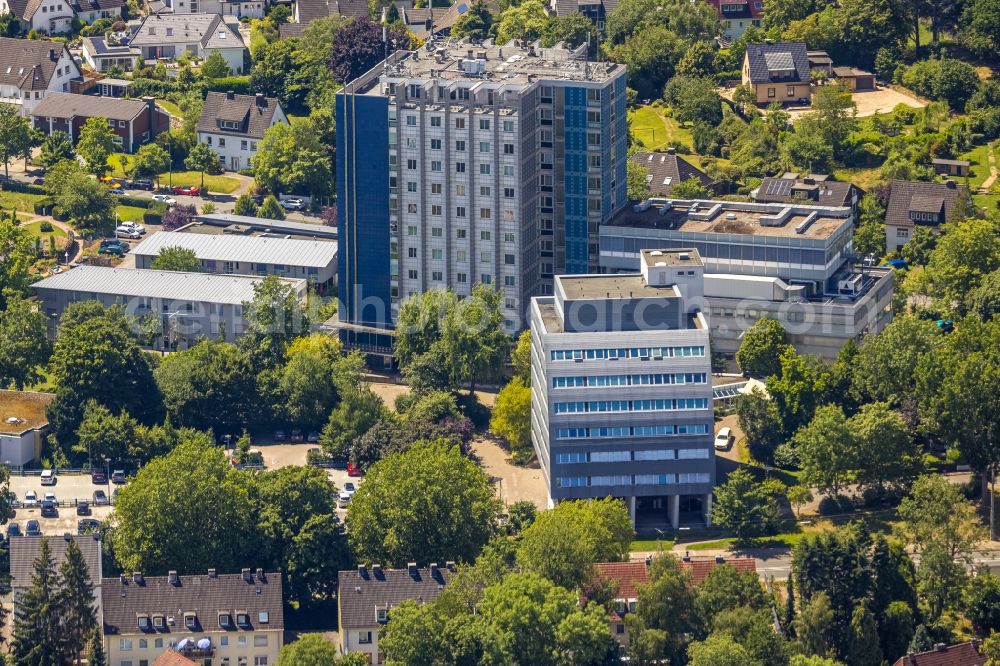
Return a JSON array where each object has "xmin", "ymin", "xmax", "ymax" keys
[
  {"xmin": 562, "ymin": 86, "xmax": 590, "ymax": 274},
  {"xmin": 336, "ymin": 92, "xmax": 391, "ymax": 328}
]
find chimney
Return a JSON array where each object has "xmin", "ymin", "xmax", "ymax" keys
[
  {"xmin": 935, "ymin": 643, "xmax": 946, "ymax": 651},
  {"xmin": 372, "ymin": 563, "xmax": 382, "ymax": 578},
  {"xmin": 168, "ymin": 571, "xmax": 179, "ymax": 585},
  {"xmin": 132, "ymin": 572, "xmax": 143, "ymax": 584},
  {"xmin": 120, "ymin": 573, "xmax": 127, "ymax": 584},
  {"xmin": 666, "ymin": 147, "xmax": 676, "ymax": 155},
  {"xmin": 226, "ymin": 90, "xmax": 235, "ymax": 100},
  {"xmin": 49, "ymin": 48, "xmax": 58, "ymax": 62},
  {"xmin": 255, "ymin": 92, "xmax": 265, "ymax": 106},
  {"xmin": 357, "ymin": 564, "xmax": 367, "ymax": 578},
  {"xmin": 207, "ymin": 568, "xmax": 217, "ymax": 578},
  {"xmin": 63, "ymin": 532, "xmax": 72, "ymax": 541},
  {"xmin": 408, "ymin": 562, "xmax": 418, "ymax": 578},
  {"xmin": 945, "ymin": 179, "xmax": 957, "ymax": 189},
  {"xmin": 715, "ymin": 555, "xmax": 725, "ymax": 564},
  {"xmin": 445, "ymin": 561, "xmax": 455, "ymax": 571},
  {"xmin": 242, "ymin": 567, "xmax": 252, "ymax": 582},
  {"xmin": 256, "ymin": 567, "xmax": 265, "ymax": 582},
  {"xmin": 429, "ymin": 563, "xmax": 438, "ymax": 577}
]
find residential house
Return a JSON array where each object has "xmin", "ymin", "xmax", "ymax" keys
[
  {"xmin": 0, "ymin": 390, "xmax": 53, "ymax": 468},
  {"xmin": 0, "ymin": 0, "xmax": 74, "ymax": 33},
  {"xmin": 132, "ymin": 230, "xmax": 338, "ymax": 291},
  {"xmin": 0, "ymin": 37, "xmax": 81, "ymax": 116},
  {"xmin": 582, "ymin": 557, "xmax": 757, "ymax": 652},
  {"xmin": 11, "ymin": 535, "xmax": 103, "ymax": 612},
  {"xmin": 164, "ymin": 0, "xmax": 266, "ymax": 18},
  {"xmin": 196, "ymin": 91, "xmax": 287, "ymax": 171},
  {"xmin": 582, "ymin": 562, "xmax": 649, "ymax": 652},
  {"xmin": 31, "ymin": 266, "xmax": 308, "ymax": 351},
  {"xmin": 280, "ymin": 0, "xmax": 365, "ymax": 35},
  {"xmin": 152, "ymin": 651, "xmax": 200, "ymax": 666},
  {"xmin": 129, "ymin": 13, "xmax": 247, "ymax": 74},
  {"xmin": 70, "ymin": 0, "xmax": 123, "ymax": 22},
  {"xmin": 884, "ymin": 179, "xmax": 969, "ymax": 251},
  {"xmin": 400, "ymin": 1, "xmax": 502, "ymax": 39},
  {"xmin": 741, "ymin": 41, "xmax": 811, "ymax": 106},
  {"xmin": 102, "ymin": 569, "xmax": 283, "ymax": 666},
  {"xmin": 807, "ymin": 50, "xmax": 833, "ymax": 74},
  {"xmin": 630, "ymin": 150, "xmax": 718, "ymax": 198},
  {"xmin": 891, "ymin": 641, "xmax": 985, "ymax": 666},
  {"xmin": 932, "ymin": 158, "xmax": 971, "ymax": 177},
  {"xmin": 30, "ymin": 92, "xmax": 169, "ymax": 152},
  {"xmin": 548, "ymin": 0, "xmax": 615, "ymax": 31},
  {"xmin": 752, "ymin": 172, "xmax": 861, "ymax": 210},
  {"xmin": 707, "ymin": 0, "xmax": 763, "ymax": 41},
  {"xmin": 81, "ymin": 35, "xmax": 140, "ymax": 72},
  {"xmin": 338, "ymin": 563, "xmax": 454, "ymax": 665}
]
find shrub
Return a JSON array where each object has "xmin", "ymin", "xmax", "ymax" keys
[
  {"xmin": 204, "ymin": 75, "xmax": 252, "ymax": 95},
  {"xmin": 2, "ymin": 180, "xmax": 45, "ymax": 195},
  {"xmin": 143, "ymin": 201, "xmax": 168, "ymax": 225},
  {"xmin": 118, "ymin": 195, "xmax": 150, "ymax": 209},
  {"xmin": 39, "ymin": 221, "xmax": 53, "ymax": 232}
]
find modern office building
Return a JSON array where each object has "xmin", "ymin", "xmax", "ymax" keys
[
  {"xmin": 529, "ymin": 249, "xmax": 714, "ymax": 529},
  {"xmin": 336, "ymin": 39, "xmax": 628, "ymax": 338},
  {"xmin": 599, "ymin": 199, "xmax": 894, "ymax": 359}
]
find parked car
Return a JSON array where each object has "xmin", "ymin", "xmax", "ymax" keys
[
  {"xmin": 98, "ymin": 239, "xmax": 129, "ymax": 256},
  {"xmin": 6, "ymin": 523, "xmax": 21, "ymax": 538},
  {"xmin": 91, "ymin": 469, "xmax": 107, "ymax": 484},
  {"xmin": 251, "ymin": 193, "xmax": 265, "ymax": 205},
  {"xmin": 40, "ymin": 501, "xmax": 57, "ymax": 517},
  {"xmin": 76, "ymin": 500, "xmax": 91, "ymax": 516},
  {"xmin": 92, "ymin": 490, "xmax": 109, "ymax": 505},
  {"xmin": 129, "ymin": 179, "xmax": 153, "ymax": 190},
  {"xmin": 152, "ymin": 194, "xmax": 177, "ymax": 206},
  {"xmin": 343, "ymin": 482, "xmax": 356, "ymax": 496},
  {"xmin": 936, "ymin": 319, "xmax": 955, "ymax": 334},
  {"xmin": 115, "ymin": 225, "xmax": 141, "ymax": 240},
  {"xmin": 280, "ymin": 197, "xmax": 305, "ymax": 211},
  {"xmin": 347, "ymin": 462, "xmax": 363, "ymax": 477},
  {"xmin": 714, "ymin": 427, "xmax": 732, "ymax": 450},
  {"xmin": 120, "ymin": 221, "xmax": 146, "ymax": 234},
  {"xmin": 307, "ymin": 431, "xmax": 319, "ymax": 443},
  {"xmin": 31, "ymin": 178, "xmax": 44, "ymax": 186},
  {"xmin": 23, "ymin": 490, "xmax": 38, "ymax": 508},
  {"xmin": 77, "ymin": 519, "xmax": 101, "ymax": 535},
  {"xmin": 274, "ymin": 430, "xmax": 287, "ymax": 442},
  {"xmin": 172, "ymin": 185, "xmax": 199, "ymax": 196},
  {"xmin": 338, "ymin": 492, "xmax": 351, "ymax": 508},
  {"xmin": 40, "ymin": 469, "xmax": 56, "ymax": 486},
  {"xmin": 111, "ymin": 470, "xmax": 126, "ymax": 484},
  {"xmin": 109, "ymin": 187, "xmax": 124, "ymax": 197},
  {"xmin": 290, "ymin": 430, "xmax": 304, "ymax": 442},
  {"xmin": 25, "ymin": 520, "xmax": 41, "ymax": 536},
  {"xmin": 43, "ymin": 492, "xmax": 56, "ymax": 503}
]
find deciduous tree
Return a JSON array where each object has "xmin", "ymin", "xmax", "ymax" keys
[
  {"xmin": 490, "ymin": 377, "xmax": 532, "ymax": 461},
  {"xmin": 0, "ymin": 293, "xmax": 51, "ymax": 390},
  {"xmin": 37, "ymin": 130, "xmax": 74, "ymax": 169},
  {"xmin": 736, "ymin": 318, "xmax": 790, "ymax": 378},
  {"xmin": 76, "ymin": 116, "xmax": 116, "ymax": 176},
  {"xmin": 0, "ymin": 104, "xmax": 32, "ymax": 180},
  {"xmin": 712, "ymin": 468, "xmax": 787, "ymax": 545},
  {"xmin": 150, "ymin": 246, "xmax": 199, "ymax": 271},
  {"xmin": 184, "ymin": 141, "xmax": 218, "ymax": 190}
]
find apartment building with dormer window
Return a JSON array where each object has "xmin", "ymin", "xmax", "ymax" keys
[{"xmin": 196, "ymin": 91, "xmax": 287, "ymax": 171}]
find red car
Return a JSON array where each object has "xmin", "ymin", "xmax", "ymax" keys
[
  {"xmin": 347, "ymin": 462, "xmax": 363, "ymax": 477},
  {"xmin": 171, "ymin": 185, "xmax": 199, "ymax": 196}
]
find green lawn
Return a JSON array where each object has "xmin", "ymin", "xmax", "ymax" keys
[
  {"xmin": 0, "ymin": 190, "xmax": 45, "ymax": 214},
  {"xmin": 21, "ymin": 220, "xmax": 66, "ymax": 240},
  {"xmin": 832, "ymin": 166, "xmax": 884, "ymax": 190},
  {"xmin": 108, "ymin": 154, "xmax": 242, "ymax": 194},
  {"xmin": 157, "ymin": 99, "xmax": 182, "ymax": 116},
  {"xmin": 630, "ymin": 539, "xmax": 675, "ymax": 552},
  {"xmin": 116, "ymin": 205, "xmax": 147, "ymax": 223},
  {"xmin": 629, "ymin": 105, "xmax": 695, "ymax": 151},
  {"xmin": 959, "ymin": 142, "xmax": 995, "ymax": 190}
]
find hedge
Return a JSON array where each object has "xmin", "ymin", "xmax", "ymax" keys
[
  {"xmin": 143, "ymin": 201, "xmax": 168, "ymax": 225},
  {"xmin": 118, "ymin": 195, "xmax": 151, "ymax": 209},
  {"xmin": 2, "ymin": 181, "xmax": 46, "ymax": 195},
  {"xmin": 33, "ymin": 197, "xmax": 56, "ymax": 215},
  {"xmin": 204, "ymin": 75, "xmax": 252, "ymax": 95}
]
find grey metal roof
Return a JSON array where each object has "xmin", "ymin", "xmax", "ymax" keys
[
  {"xmin": 195, "ymin": 214, "xmax": 339, "ymax": 239},
  {"xmin": 339, "ymin": 565, "xmax": 452, "ymax": 629},
  {"xmin": 131, "ymin": 231, "xmax": 337, "ymax": 269},
  {"xmin": 32, "ymin": 266, "xmax": 303, "ymax": 305}
]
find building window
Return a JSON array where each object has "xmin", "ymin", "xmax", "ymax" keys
[
  {"xmin": 504, "ymin": 187, "xmax": 514, "ymax": 198},
  {"xmin": 408, "ymin": 247, "xmax": 417, "ymax": 258},
  {"xmin": 504, "ymin": 275, "xmax": 515, "ymax": 286},
  {"xmin": 431, "ymin": 183, "xmax": 442, "ymax": 194},
  {"xmin": 456, "ymin": 206, "xmax": 466, "ymax": 217},
  {"xmin": 480, "ymin": 164, "xmax": 490, "ymax": 174},
  {"xmin": 431, "ymin": 161, "xmax": 442, "ymax": 172},
  {"xmin": 431, "ymin": 205, "xmax": 442, "ymax": 215},
  {"xmin": 480, "ymin": 208, "xmax": 491, "ymax": 219},
  {"xmin": 456, "ymin": 162, "xmax": 466, "ymax": 173},
  {"xmin": 359, "ymin": 632, "xmax": 373, "ymax": 644},
  {"xmin": 479, "ymin": 141, "xmax": 491, "ymax": 153},
  {"xmin": 407, "ymin": 225, "xmax": 417, "ymax": 236},
  {"xmin": 503, "ymin": 165, "xmax": 514, "ymax": 176},
  {"xmin": 787, "ymin": 86, "xmax": 796, "ymax": 97},
  {"xmin": 455, "ymin": 117, "xmax": 465, "ymax": 128},
  {"xmin": 431, "ymin": 227, "xmax": 442, "ymax": 237},
  {"xmin": 430, "ymin": 116, "xmax": 441, "ymax": 127},
  {"xmin": 432, "ymin": 271, "xmax": 443, "ymax": 281},
  {"xmin": 457, "ymin": 272, "xmax": 467, "ymax": 283},
  {"xmin": 456, "ymin": 140, "xmax": 466, "ymax": 151},
  {"xmin": 120, "ymin": 639, "xmax": 133, "ymax": 651},
  {"xmin": 456, "ymin": 229, "xmax": 467, "ymax": 238},
  {"xmin": 408, "ymin": 270, "xmax": 418, "ymax": 279},
  {"xmin": 407, "ymin": 203, "xmax": 417, "ymax": 213},
  {"xmin": 503, "ymin": 120, "xmax": 514, "ymax": 132},
  {"xmin": 407, "ymin": 182, "xmax": 417, "ymax": 192},
  {"xmin": 504, "ymin": 254, "xmax": 515, "ymax": 265},
  {"xmin": 481, "ymin": 273, "xmax": 492, "ymax": 284},
  {"xmin": 767, "ymin": 88, "xmax": 775, "ymax": 98},
  {"xmin": 253, "ymin": 635, "xmax": 268, "ymax": 647},
  {"xmin": 479, "ymin": 118, "xmax": 490, "ymax": 130},
  {"xmin": 406, "ymin": 159, "xmax": 416, "ymax": 170},
  {"xmin": 430, "ymin": 139, "xmax": 441, "ymax": 149},
  {"xmin": 254, "ymin": 658, "xmax": 267, "ymax": 666},
  {"xmin": 406, "ymin": 116, "xmax": 416, "ymax": 126},
  {"xmin": 432, "ymin": 249, "xmax": 443, "ymax": 260}
]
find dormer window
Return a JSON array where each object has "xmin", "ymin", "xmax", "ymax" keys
[
  {"xmin": 218, "ymin": 613, "xmax": 232, "ymax": 627},
  {"xmin": 376, "ymin": 608, "xmax": 388, "ymax": 623},
  {"xmin": 152, "ymin": 615, "xmax": 165, "ymax": 629},
  {"xmin": 137, "ymin": 615, "xmax": 150, "ymax": 630},
  {"xmin": 184, "ymin": 613, "xmax": 197, "ymax": 630},
  {"xmin": 165, "ymin": 27, "xmax": 172, "ymax": 35},
  {"xmin": 220, "ymin": 120, "xmax": 240, "ymax": 130},
  {"xmin": 258, "ymin": 611, "xmax": 269, "ymax": 624},
  {"xmin": 236, "ymin": 612, "xmax": 251, "ymax": 627}
]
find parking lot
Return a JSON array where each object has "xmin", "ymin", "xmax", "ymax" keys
[{"xmin": 7, "ymin": 473, "xmax": 115, "ymax": 538}]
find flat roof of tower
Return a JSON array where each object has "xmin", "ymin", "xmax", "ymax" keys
[{"xmin": 605, "ymin": 200, "xmax": 851, "ymax": 240}]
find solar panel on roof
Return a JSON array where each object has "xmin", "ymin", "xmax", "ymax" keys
[
  {"xmin": 764, "ymin": 179, "xmax": 792, "ymax": 197},
  {"xmin": 764, "ymin": 51, "xmax": 795, "ymax": 72}
]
